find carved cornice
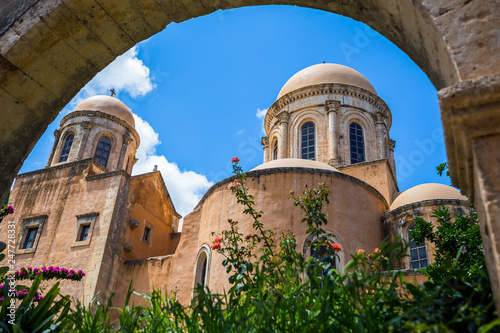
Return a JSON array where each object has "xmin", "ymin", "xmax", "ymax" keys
[
  {"xmin": 389, "ymin": 139, "xmax": 396, "ymax": 150},
  {"xmin": 54, "ymin": 129, "xmax": 61, "ymax": 138},
  {"xmin": 371, "ymin": 112, "xmax": 388, "ymax": 125},
  {"xmin": 261, "ymin": 136, "xmax": 269, "ymax": 147},
  {"xmin": 276, "ymin": 111, "xmax": 290, "ymax": 123},
  {"xmin": 325, "ymin": 100, "xmax": 340, "ymax": 113},
  {"xmin": 60, "ymin": 110, "xmax": 140, "ymax": 149},
  {"xmin": 264, "ymin": 83, "xmax": 391, "ymax": 133}
]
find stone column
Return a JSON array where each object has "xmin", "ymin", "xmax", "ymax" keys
[
  {"xmin": 117, "ymin": 134, "xmax": 133, "ymax": 171},
  {"xmin": 261, "ymin": 136, "xmax": 269, "ymax": 163},
  {"xmin": 77, "ymin": 121, "xmax": 93, "ymax": 160},
  {"xmin": 439, "ymin": 74, "xmax": 500, "ymax": 313},
  {"xmin": 372, "ymin": 112, "xmax": 387, "ymax": 160},
  {"xmin": 388, "ymin": 139, "xmax": 396, "ymax": 175},
  {"xmin": 46, "ymin": 129, "xmax": 61, "ymax": 167},
  {"xmin": 325, "ymin": 100, "xmax": 340, "ymax": 166},
  {"xmin": 277, "ymin": 112, "xmax": 290, "ymax": 159}
]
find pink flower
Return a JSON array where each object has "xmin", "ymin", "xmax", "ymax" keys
[
  {"xmin": 374, "ymin": 248, "xmax": 380, "ymax": 253},
  {"xmin": 331, "ymin": 243, "xmax": 342, "ymax": 252},
  {"xmin": 230, "ymin": 157, "xmax": 240, "ymax": 164},
  {"xmin": 214, "ymin": 237, "xmax": 222, "ymax": 243},
  {"xmin": 6, "ymin": 205, "xmax": 14, "ymax": 214},
  {"xmin": 211, "ymin": 243, "xmax": 221, "ymax": 250},
  {"xmin": 357, "ymin": 249, "xmax": 365, "ymax": 255},
  {"xmin": 228, "ymin": 181, "xmax": 241, "ymax": 190}
]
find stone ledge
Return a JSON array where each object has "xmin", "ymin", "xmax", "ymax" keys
[
  {"xmin": 124, "ymin": 254, "xmax": 173, "ymax": 266},
  {"xmin": 382, "ymin": 198, "xmax": 471, "ymax": 219},
  {"xmin": 16, "ymin": 158, "xmax": 104, "ymax": 178},
  {"xmin": 86, "ymin": 169, "xmax": 129, "ymax": 181}
]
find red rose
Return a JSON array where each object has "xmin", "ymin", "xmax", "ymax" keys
[
  {"xmin": 230, "ymin": 157, "xmax": 240, "ymax": 164},
  {"xmin": 331, "ymin": 243, "xmax": 341, "ymax": 252},
  {"xmin": 214, "ymin": 237, "xmax": 222, "ymax": 243},
  {"xmin": 211, "ymin": 243, "xmax": 221, "ymax": 250},
  {"xmin": 357, "ymin": 249, "xmax": 365, "ymax": 255}
]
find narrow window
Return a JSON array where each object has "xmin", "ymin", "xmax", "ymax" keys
[
  {"xmin": 200, "ymin": 257, "xmax": 208, "ymax": 286},
  {"xmin": 349, "ymin": 122, "xmax": 365, "ymax": 164},
  {"xmin": 143, "ymin": 226, "xmax": 151, "ymax": 243},
  {"xmin": 272, "ymin": 139, "xmax": 278, "ymax": 160},
  {"xmin": 94, "ymin": 137, "xmax": 112, "ymax": 167},
  {"xmin": 79, "ymin": 225, "xmax": 90, "ymax": 241},
  {"xmin": 408, "ymin": 225, "xmax": 428, "ymax": 269},
  {"xmin": 23, "ymin": 227, "xmax": 39, "ymax": 249},
  {"xmin": 58, "ymin": 134, "xmax": 74, "ymax": 162},
  {"xmin": 310, "ymin": 243, "xmax": 336, "ymax": 276},
  {"xmin": 193, "ymin": 245, "xmax": 211, "ymax": 294},
  {"xmin": 301, "ymin": 122, "xmax": 315, "ymax": 160}
]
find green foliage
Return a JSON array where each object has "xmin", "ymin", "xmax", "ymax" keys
[{"xmin": 2, "ymin": 162, "xmax": 498, "ymax": 332}]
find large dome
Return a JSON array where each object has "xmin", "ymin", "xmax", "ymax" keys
[
  {"xmin": 251, "ymin": 158, "xmax": 339, "ymax": 172},
  {"xmin": 390, "ymin": 183, "xmax": 468, "ymax": 211},
  {"xmin": 277, "ymin": 63, "xmax": 377, "ymax": 99},
  {"xmin": 75, "ymin": 95, "xmax": 135, "ymax": 128}
]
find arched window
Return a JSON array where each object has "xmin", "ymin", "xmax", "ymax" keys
[
  {"xmin": 408, "ymin": 225, "xmax": 428, "ymax": 269},
  {"xmin": 301, "ymin": 122, "xmax": 315, "ymax": 160},
  {"xmin": 194, "ymin": 245, "xmax": 211, "ymax": 290},
  {"xmin": 310, "ymin": 243, "xmax": 337, "ymax": 275},
  {"xmin": 94, "ymin": 136, "xmax": 112, "ymax": 167},
  {"xmin": 272, "ymin": 139, "xmax": 278, "ymax": 160},
  {"xmin": 58, "ymin": 134, "xmax": 74, "ymax": 162},
  {"xmin": 349, "ymin": 122, "xmax": 365, "ymax": 164}
]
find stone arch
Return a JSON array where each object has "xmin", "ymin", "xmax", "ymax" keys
[
  {"xmin": 192, "ymin": 244, "xmax": 211, "ymax": 295},
  {"xmin": 289, "ymin": 110, "xmax": 324, "ymax": 159},
  {"xmin": 303, "ymin": 231, "xmax": 346, "ymax": 271},
  {"xmin": 1, "ymin": 0, "xmax": 500, "ymax": 311},
  {"xmin": 339, "ymin": 110, "xmax": 376, "ymax": 163},
  {"xmin": 54, "ymin": 129, "xmax": 77, "ymax": 165}
]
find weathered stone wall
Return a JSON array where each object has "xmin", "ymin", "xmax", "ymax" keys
[
  {"xmin": 338, "ymin": 159, "xmax": 398, "ymax": 204},
  {"xmin": 383, "ymin": 199, "xmax": 472, "ymax": 269},
  {"xmin": 162, "ymin": 167, "xmax": 387, "ymax": 305},
  {"xmin": 0, "ymin": 159, "xmax": 125, "ymax": 300}
]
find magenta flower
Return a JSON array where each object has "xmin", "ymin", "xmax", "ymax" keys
[{"xmin": 6, "ymin": 205, "xmax": 14, "ymax": 214}]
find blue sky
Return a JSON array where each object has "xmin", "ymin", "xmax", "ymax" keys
[{"xmin": 20, "ymin": 5, "xmax": 449, "ymax": 216}]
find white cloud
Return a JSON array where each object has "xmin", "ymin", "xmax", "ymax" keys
[
  {"xmin": 256, "ymin": 108, "xmax": 268, "ymax": 135},
  {"xmin": 83, "ymin": 46, "xmax": 155, "ymax": 98},
  {"xmin": 132, "ymin": 114, "xmax": 214, "ymax": 218},
  {"xmin": 64, "ymin": 46, "xmax": 155, "ymax": 112}
]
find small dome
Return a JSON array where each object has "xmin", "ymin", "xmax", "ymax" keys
[
  {"xmin": 75, "ymin": 95, "xmax": 135, "ymax": 128},
  {"xmin": 277, "ymin": 63, "xmax": 377, "ymax": 99},
  {"xmin": 251, "ymin": 158, "xmax": 339, "ymax": 172},
  {"xmin": 390, "ymin": 183, "xmax": 468, "ymax": 211}
]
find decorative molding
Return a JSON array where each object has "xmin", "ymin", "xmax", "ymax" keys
[
  {"xmin": 276, "ymin": 111, "xmax": 290, "ymax": 123},
  {"xmin": 129, "ymin": 220, "xmax": 140, "ymax": 228},
  {"xmin": 325, "ymin": 100, "xmax": 340, "ymax": 113},
  {"xmin": 261, "ymin": 136, "xmax": 269, "ymax": 147},
  {"xmin": 75, "ymin": 212, "xmax": 99, "ymax": 219},
  {"xmin": 264, "ymin": 83, "xmax": 391, "ymax": 134},
  {"xmin": 18, "ymin": 158, "xmax": 106, "ymax": 179},
  {"xmin": 389, "ymin": 139, "xmax": 396, "ymax": 150},
  {"xmin": 53, "ymin": 129, "xmax": 61, "ymax": 138},
  {"xmin": 60, "ymin": 110, "xmax": 140, "ymax": 149},
  {"xmin": 86, "ymin": 169, "xmax": 130, "ymax": 181}
]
